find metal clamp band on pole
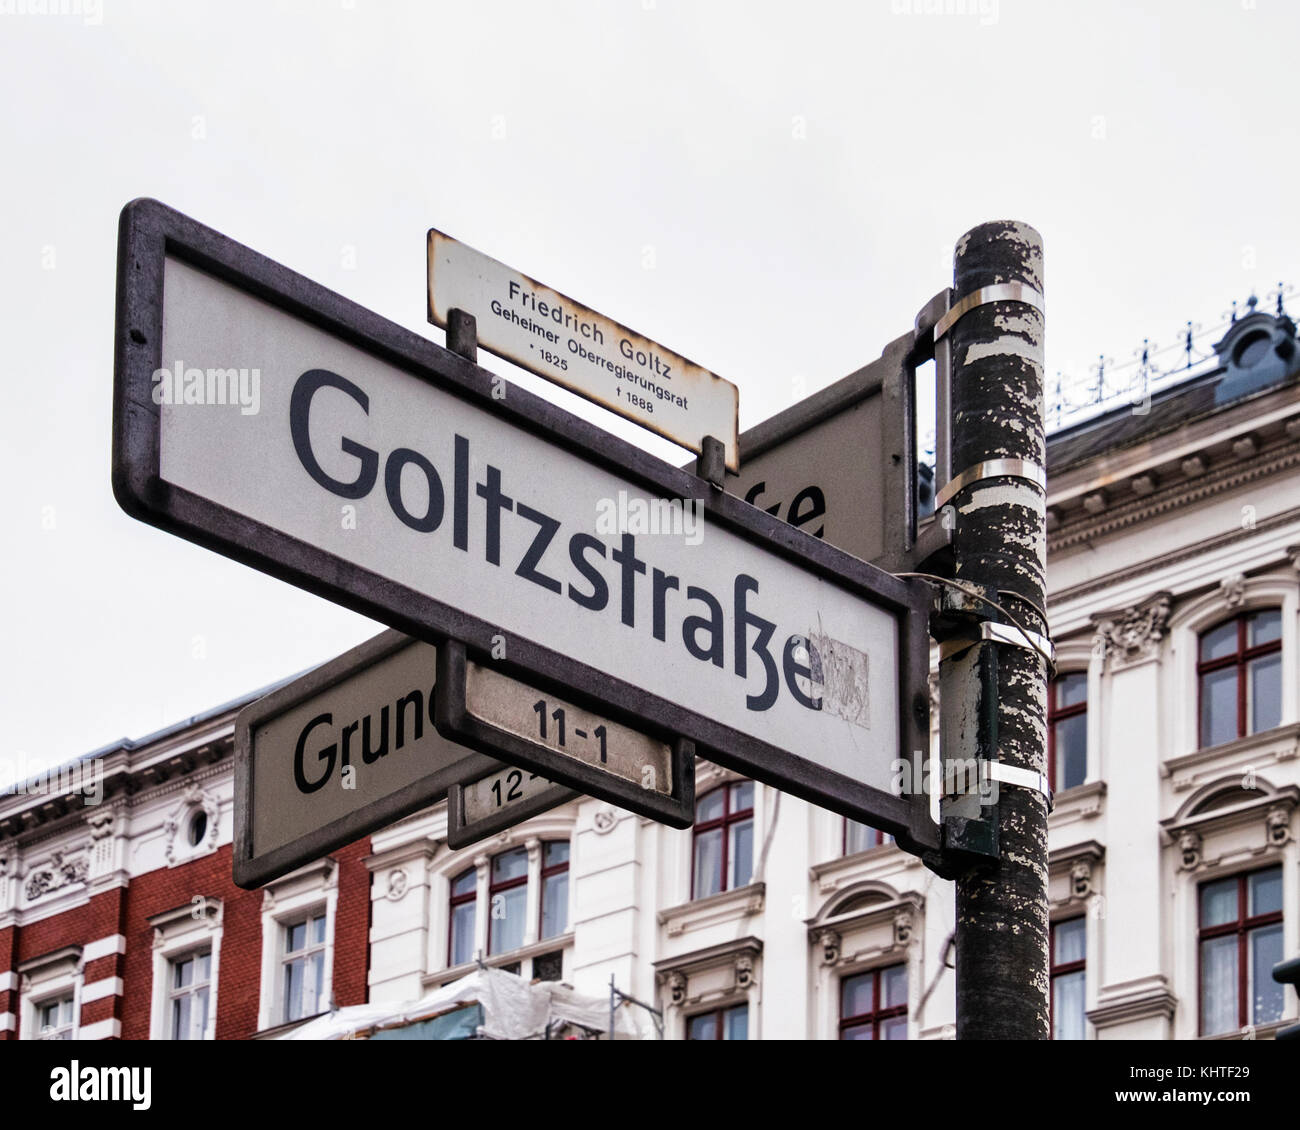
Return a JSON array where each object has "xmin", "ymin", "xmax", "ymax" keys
[
  {"xmin": 933, "ymin": 457, "xmax": 1046, "ymax": 510},
  {"xmin": 980, "ymin": 620, "xmax": 1055, "ymax": 666},
  {"xmin": 932, "ymin": 282, "xmax": 1045, "ymax": 344},
  {"xmin": 981, "ymin": 761, "xmax": 1053, "ymax": 812},
  {"xmin": 938, "ymin": 622, "xmax": 1053, "ymax": 667}
]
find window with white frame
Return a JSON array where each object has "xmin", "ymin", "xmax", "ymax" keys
[
  {"xmin": 282, "ymin": 911, "xmax": 327, "ymax": 1024},
  {"xmin": 255, "ymin": 860, "xmax": 337, "ymax": 1033},
  {"xmin": 168, "ymin": 950, "xmax": 212, "ymax": 1040},
  {"xmin": 35, "ymin": 995, "xmax": 75, "ymax": 1040},
  {"xmin": 148, "ymin": 897, "xmax": 222, "ymax": 1041},
  {"xmin": 19, "ymin": 947, "xmax": 82, "ymax": 1042}
]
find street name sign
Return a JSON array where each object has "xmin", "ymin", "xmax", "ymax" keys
[
  {"xmin": 725, "ymin": 331, "xmax": 946, "ymax": 574},
  {"xmin": 428, "ymin": 229, "xmax": 740, "ymax": 471},
  {"xmin": 113, "ymin": 199, "xmax": 937, "ymax": 860},
  {"xmin": 447, "ymin": 762, "xmax": 577, "ymax": 850},
  {"xmin": 232, "ymin": 630, "xmax": 495, "ymax": 889}
]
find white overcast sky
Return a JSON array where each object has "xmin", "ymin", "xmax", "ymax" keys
[{"xmin": 3, "ymin": 0, "xmax": 1298, "ymax": 773}]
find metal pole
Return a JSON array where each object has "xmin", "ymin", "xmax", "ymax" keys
[{"xmin": 946, "ymin": 222, "xmax": 1049, "ymax": 1039}]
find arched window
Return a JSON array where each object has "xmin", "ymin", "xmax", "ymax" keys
[
  {"xmin": 692, "ymin": 781, "xmax": 753, "ymax": 899},
  {"xmin": 447, "ymin": 840, "xmax": 572, "ymax": 967},
  {"xmin": 1197, "ymin": 609, "xmax": 1282, "ymax": 748},
  {"xmin": 1048, "ymin": 672, "xmax": 1087, "ymax": 792}
]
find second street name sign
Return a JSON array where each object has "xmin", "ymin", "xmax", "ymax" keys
[
  {"xmin": 113, "ymin": 199, "xmax": 937, "ymax": 860},
  {"xmin": 428, "ymin": 229, "xmax": 740, "ymax": 471}
]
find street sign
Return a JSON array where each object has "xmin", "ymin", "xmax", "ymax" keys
[
  {"xmin": 447, "ymin": 763, "xmax": 577, "ymax": 850},
  {"xmin": 435, "ymin": 641, "xmax": 693, "ymax": 827},
  {"xmin": 114, "ymin": 198, "xmax": 937, "ymax": 859},
  {"xmin": 232, "ymin": 630, "xmax": 495, "ymax": 889},
  {"xmin": 428, "ymin": 229, "xmax": 740, "ymax": 471},
  {"xmin": 726, "ymin": 331, "xmax": 947, "ymax": 573}
]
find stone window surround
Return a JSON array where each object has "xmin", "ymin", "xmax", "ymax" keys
[
  {"xmin": 1165, "ymin": 573, "xmax": 1299, "ymax": 760},
  {"xmin": 653, "ymin": 935, "xmax": 762, "ymax": 1040},
  {"xmin": 255, "ymin": 858, "xmax": 338, "ymax": 1034},
  {"xmin": 426, "ymin": 814, "xmax": 576, "ymax": 978},
  {"xmin": 148, "ymin": 897, "xmax": 223, "ymax": 1040},
  {"xmin": 17, "ymin": 945, "xmax": 83, "ymax": 1041},
  {"xmin": 806, "ymin": 885, "xmax": 923, "ymax": 1041},
  {"xmin": 1161, "ymin": 777, "xmax": 1298, "ymax": 1040}
]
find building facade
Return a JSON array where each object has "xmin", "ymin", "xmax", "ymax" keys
[
  {"xmin": 0, "ymin": 700, "xmax": 371, "ymax": 1041},
  {"xmin": 3, "ymin": 306, "xmax": 1299, "ymax": 1040}
]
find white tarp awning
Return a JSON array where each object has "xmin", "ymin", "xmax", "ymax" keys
[{"xmin": 277, "ymin": 966, "xmax": 647, "ymax": 1041}]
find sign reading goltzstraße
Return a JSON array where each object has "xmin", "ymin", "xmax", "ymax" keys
[
  {"xmin": 112, "ymin": 199, "xmax": 937, "ymax": 860},
  {"xmin": 428, "ymin": 230, "xmax": 740, "ymax": 472}
]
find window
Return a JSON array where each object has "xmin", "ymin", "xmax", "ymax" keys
[
  {"xmin": 692, "ymin": 781, "xmax": 754, "ymax": 898},
  {"xmin": 448, "ymin": 840, "xmax": 572, "ymax": 968},
  {"xmin": 1048, "ymin": 672, "xmax": 1087, "ymax": 792},
  {"xmin": 540, "ymin": 841, "xmax": 570, "ymax": 940},
  {"xmin": 35, "ymin": 996, "xmax": 75, "ymax": 1040},
  {"xmin": 686, "ymin": 1003, "xmax": 748, "ymax": 1040},
  {"xmin": 489, "ymin": 847, "xmax": 529, "ymax": 955},
  {"xmin": 1198, "ymin": 866, "xmax": 1284, "ymax": 1035},
  {"xmin": 839, "ymin": 964, "xmax": 907, "ymax": 1040},
  {"xmin": 448, "ymin": 867, "xmax": 477, "ymax": 966},
  {"xmin": 282, "ymin": 912, "xmax": 327, "ymax": 1024},
  {"xmin": 844, "ymin": 819, "xmax": 891, "ymax": 854},
  {"xmin": 1198, "ymin": 609, "xmax": 1282, "ymax": 748},
  {"xmin": 169, "ymin": 951, "xmax": 211, "ymax": 1040},
  {"xmin": 1050, "ymin": 918, "xmax": 1086, "ymax": 1040}
]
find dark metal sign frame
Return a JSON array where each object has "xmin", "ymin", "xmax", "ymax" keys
[
  {"xmin": 436, "ymin": 640, "xmax": 694, "ymax": 828},
  {"xmin": 733, "ymin": 329, "xmax": 951, "ymax": 574},
  {"xmin": 232, "ymin": 630, "xmax": 496, "ymax": 889},
  {"xmin": 113, "ymin": 198, "xmax": 939, "ymax": 861},
  {"xmin": 446, "ymin": 766, "xmax": 579, "ymax": 850}
]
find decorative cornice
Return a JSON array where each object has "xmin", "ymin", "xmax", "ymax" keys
[
  {"xmin": 805, "ymin": 891, "xmax": 925, "ymax": 969},
  {"xmin": 1049, "ymin": 440, "xmax": 1300, "ymax": 553},
  {"xmin": 1160, "ymin": 784, "xmax": 1300, "ymax": 854},
  {"xmin": 1050, "ymin": 507, "xmax": 1300, "ymax": 610}
]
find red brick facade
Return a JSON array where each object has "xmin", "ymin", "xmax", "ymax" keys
[{"xmin": 1, "ymin": 837, "xmax": 371, "ymax": 1041}]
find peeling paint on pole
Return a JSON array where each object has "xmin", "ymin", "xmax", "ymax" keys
[{"xmin": 946, "ymin": 221, "xmax": 1050, "ymax": 1040}]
